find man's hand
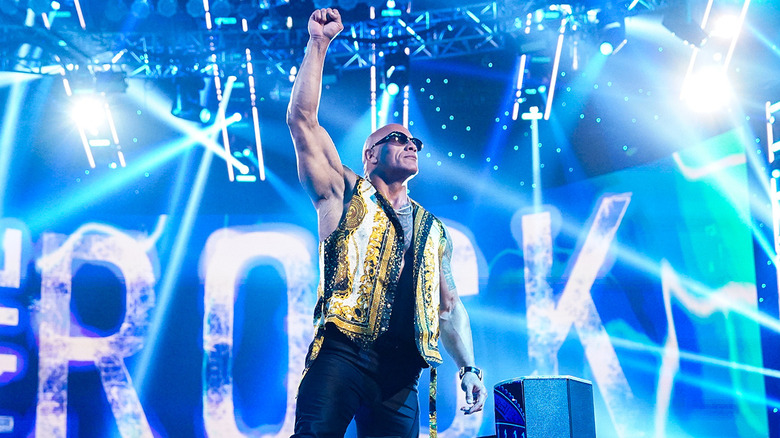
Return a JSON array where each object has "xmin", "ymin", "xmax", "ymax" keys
[
  {"xmin": 308, "ymin": 8, "xmax": 343, "ymax": 42},
  {"xmin": 460, "ymin": 372, "xmax": 487, "ymax": 414}
]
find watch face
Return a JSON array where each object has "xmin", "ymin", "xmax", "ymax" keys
[{"xmin": 460, "ymin": 366, "xmax": 482, "ymax": 380}]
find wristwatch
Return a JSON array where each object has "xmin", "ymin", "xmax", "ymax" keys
[{"xmin": 458, "ymin": 366, "xmax": 483, "ymax": 381}]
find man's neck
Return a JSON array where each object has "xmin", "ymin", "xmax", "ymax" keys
[{"xmin": 369, "ymin": 176, "xmax": 410, "ymax": 210}]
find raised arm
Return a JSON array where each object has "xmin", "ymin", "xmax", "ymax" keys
[
  {"xmin": 287, "ymin": 8, "xmax": 355, "ymax": 238},
  {"xmin": 439, "ymin": 233, "xmax": 488, "ymax": 414}
]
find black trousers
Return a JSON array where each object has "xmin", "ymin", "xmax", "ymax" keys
[{"xmin": 292, "ymin": 330, "xmax": 423, "ymax": 438}]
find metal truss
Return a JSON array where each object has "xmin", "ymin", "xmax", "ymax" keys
[
  {"xmin": 0, "ymin": 1, "xmax": 663, "ymax": 81},
  {"xmin": 0, "ymin": 2, "xmax": 503, "ymax": 80},
  {"xmin": 328, "ymin": 2, "xmax": 502, "ymax": 69}
]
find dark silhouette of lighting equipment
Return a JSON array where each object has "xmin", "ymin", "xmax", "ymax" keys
[
  {"xmin": 186, "ymin": 0, "xmax": 205, "ymax": 18},
  {"xmin": 157, "ymin": 0, "xmax": 177, "ymax": 18},
  {"xmin": 663, "ymin": 15, "xmax": 707, "ymax": 47},
  {"xmin": 384, "ymin": 49, "xmax": 409, "ymax": 96},
  {"xmin": 210, "ymin": 0, "xmax": 232, "ymax": 17},
  {"xmin": 662, "ymin": 0, "xmax": 708, "ymax": 47},
  {"xmin": 130, "ymin": 0, "xmax": 151, "ymax": 19},
  {"xmin": 172, "ymin": 74, "xmax": 209, "ymax": 123},
  {"xmin": 597, "ymin": 11, "xmax": 626, "ymax": 56}
]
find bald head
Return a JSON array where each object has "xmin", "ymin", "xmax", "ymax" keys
[{"xmin": 362, "ymin": 123, "xmax": 412, "ymax": 176}]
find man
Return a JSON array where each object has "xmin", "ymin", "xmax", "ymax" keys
[{"xmin": 286, "ymin": 8, "xmax": 487, "ymax": 437}]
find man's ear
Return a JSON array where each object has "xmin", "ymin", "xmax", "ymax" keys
[{"xmin": 365, "ymin": 147, "xmax": 378, "ymax": 164}]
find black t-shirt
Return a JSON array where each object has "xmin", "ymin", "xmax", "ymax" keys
[{"xmin": 375, "ymin": 247, "xmax": 423, "ymax": 364}]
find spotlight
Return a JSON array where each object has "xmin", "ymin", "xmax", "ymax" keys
[
  {"xmin": 597, "ymin": 10, "xmax": 626, "ymax": 56},
  {"xmin": 157, "ymin": 0, "xmax": 177, "ymax": 18},
  {"xmin": 682, "ymin": 67, "xmax": 731, "ymax": 112},
  {"xmin": 386, "ymin": 77, "xmax": 400, "ymax": 96},
  {"xmin": 709, "ymin": 14, "xmax": 740, "ymax": 40},
  {"xmin": 380, "ymin": 0, "xmax": 401, "ymax": 17},
  {"xmin": 384, "ymin": 49, "xmax": 409, "ymax": 96},
  {"xmin": 71, "ymin": 95, "xmax": 106, "ymax": 132},
  {"xmin": 171, "ymin": 73, "xmax": 209, "ymax": 123},
  {"xmin": 130, "ymin": 0, "xmax": 151, "ymax": 19},
  {"xmin": 199, "ymin": 108, "xmax": 212, "ymax": 124},
  {"xmin": 186, "ymin": 0, "xmax": 205, "ymax": 18}
]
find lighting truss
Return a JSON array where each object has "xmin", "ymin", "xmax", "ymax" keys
[
  {"xmin": 0, "ymin": 1, "xmax": 670, "ymax": 85},
  {"xmin": 329, "ymin": 2, "xmax": 502, "ymax": 69},
  {"xmin": 0, "ymin": 2, "xmax": 503, "ymax": 79}
]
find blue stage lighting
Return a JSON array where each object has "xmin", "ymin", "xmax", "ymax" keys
[
  {"xmin": 597, "ymin": 11, "xmax": 626, "ymax": 56},
  {"xmin": 710, "ymin": 14, "xmax": 741, "ymax": 40},
  {"xmin": 210, "ymin": 0, "xmax": 231, "ymax": 18},
  {"xmin": 237, "ymin": 0, "xmax": 262, "ymax": 21},
  {"xmin": 171, "ymin": 73, "xmax": 208, "ymax": 123},
  {"xmin": 105, "ymin": 0, "xmax": 128, "ymax": 22},
  {"xmin": 386, "ymin": 82, "xmax": 400, "ymax": 96},
  {"xmin": 71, "ymin": 96, "xmax": 106, "ymax": 131},
  {"xmin": 186, "ymin": 0, "xmax": 204, "ymax": 18},
  {"xmin": 130, "ymin": 0, "xmax": 151, "ymax": 19},
  {"xmin": 199, "ymin": 108, "xmax": 212, "ymax": 124},
  {"xmin": 338, "ymin": 0, "xmax": 359, "ymax": 11},
  {"xmin": 662, "ymin": 0, "xmax": 708, "ymax": 47},
  {"xmin": 95, "ymin": 71, "xmax": 128, "ymax": 94},
  {"xmin": 0, "ymin": 0, "xmax": 19, "ymax": 15},
  {"xmin": 384, "ymin": 49, "xmax": 409, "ymax": 97},
  {"xmin": 157, "ymin": 0, "xmax": 177, "ymax": 18},
  {"xmin": 682, "ymin": 67, "xmax": 731, "ymax": 112},
  {"xmin": 28, "ymin": 0, "xmax": 51, "ymax": 13}
]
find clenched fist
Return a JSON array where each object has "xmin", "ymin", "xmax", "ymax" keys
[{"xmin": 308, "ymin": 8, "xmax": 343, "ymax": 42}]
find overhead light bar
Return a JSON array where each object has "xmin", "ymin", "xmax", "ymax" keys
[{"xmin": 544, "ymin": 19, "xmax": 566, "ymax": 121}]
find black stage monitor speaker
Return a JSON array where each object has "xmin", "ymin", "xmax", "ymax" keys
[{"xmin": 494, "ymin": 375, "xmax": 596, "ymax": 438}]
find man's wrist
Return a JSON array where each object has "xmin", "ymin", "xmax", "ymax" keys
[
  {"xmin": 458, "ymin": 366, "xmax": 482, "ymax": 381},
  {"xmin": 307, "ymin": 37, "xmax": 332, "ymax": 52}
]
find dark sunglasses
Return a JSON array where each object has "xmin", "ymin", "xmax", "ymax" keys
[{"xmin": 372, "ymin": 131, "xmax": 424, "ymax": 151}]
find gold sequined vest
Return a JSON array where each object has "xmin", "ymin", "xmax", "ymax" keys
[{"xmin": 306, "ymin": 177, "xmax": 446, "ymax": 368}]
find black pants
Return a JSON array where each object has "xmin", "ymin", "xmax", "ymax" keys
[{"xmin": 292, "ymin": 330, "xmax": 422, "ymax": 438}]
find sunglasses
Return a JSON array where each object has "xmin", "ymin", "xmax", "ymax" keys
[{"xmin": 372, "ymin": 131, "xmax": 424, "ymax": 151}]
